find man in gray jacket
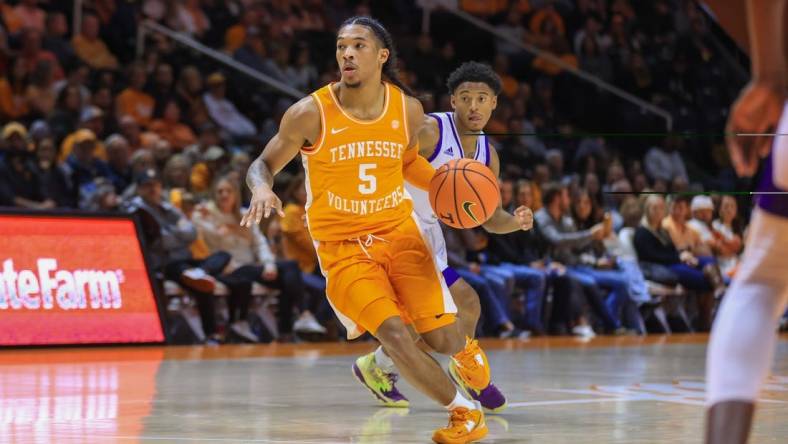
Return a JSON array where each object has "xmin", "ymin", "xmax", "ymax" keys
[
  {"xmin": 535, "ymin": 182, "xmax": 626, "ymax": 333},
  {"xmin": 125, "ymin": 169, "xmax": 231, "ymax": 338}
]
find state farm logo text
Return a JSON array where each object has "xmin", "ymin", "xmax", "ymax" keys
[{"xmin": 0, "ymin": 259, "xmax": 124, "ymax": 310}]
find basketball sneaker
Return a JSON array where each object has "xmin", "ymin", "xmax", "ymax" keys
[
  {"xmin": 432, "ymin": 401, "xmax": 488, "ymax": 444},
  {"xmin": 448, "ymin": 359, "xmax": 507, "ymax": 413},
  {"xmin": 352, "ymin": 352, "xmax": 409, "ymax": 408},
  {"xmin": 450, "ymin": 337, "xmax": 490, "ymax": 390}
]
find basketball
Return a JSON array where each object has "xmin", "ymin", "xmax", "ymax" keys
[{"xmin": 429, "ymin": 158, "xmax": 500, "ymax": 229}]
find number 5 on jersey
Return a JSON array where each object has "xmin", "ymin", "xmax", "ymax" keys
[{"xmin": 358, "ymin": 163, "xmax": 377, "ymax": 194}]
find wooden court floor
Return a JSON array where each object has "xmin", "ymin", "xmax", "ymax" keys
[{"xmin": 1, "ymin": 334, "xmax": 786, "ymax": 443}]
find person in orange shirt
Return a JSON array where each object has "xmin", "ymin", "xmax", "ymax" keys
[
  {"xmin": 13, "ymin": 0, "xmax": 45, "ymax": 33},
  {"xmin": 241, "ymin": 17, "xmax": 492, "ymax": 443},
  {"xmin": 19, "ymin": 28, "xmax": 63, "ymax": 81},
  {"xmin": 148, "ymin": 99, "xmax": 197, "ymax": 151},
  {"xmin": 190, "ymin": 145, "xmax": 226, "ymax": 194},
  {"xmin": 115, "ymin": 63, "xmax": 155, "ymax": 127},
  {"xmin": 459, "ymin": 0, "xmax": 508, "ymax": 17},
  {"xmin": 59, "ymin": 106, "xmax": 108, "ymax": 163},
  {"xmin": 72, "ymin": 13, "xmax": 119, "ymax": 70},
  {"xmin": 529, "ymin": 3, "xmax": 565, "ymax": 36},
  {"xmin": 224, "ymin": 8, "xmax": 260, "ymax": 53},
  {"xmin": 531, "ymin": 37, "xmax": 579, "ymax": 76},
  {"xmin": 24, "ymin": 59, "xmax": 57, "ymax": 118},
  {"xmin": 1, "ymin": 0, "xmax": 23, "ymax": 35},
  {"xmin": 0, "ymin": 58, "xmax": 30, "ymax": 120},
  {"xmin": 280, "ymin": 174, "xmax": 317, "ymax": 274}
]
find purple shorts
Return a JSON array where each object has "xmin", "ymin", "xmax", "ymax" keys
[{"xmin": 442, "ymin": 266, "xmax": 461, "ymax": 287}]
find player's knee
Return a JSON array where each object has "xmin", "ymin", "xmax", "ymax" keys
[
  {"xmin": 422, "ymin": 326, "xmax": 464, "ymax": 355},
  {"xmin": 375, "ymin": 317, "xmax": 414, "ymax": 355}
]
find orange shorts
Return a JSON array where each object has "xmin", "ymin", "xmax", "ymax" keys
[{"xmin": 314, "ymin": 215, "xmax": 457, "ymax": 339}]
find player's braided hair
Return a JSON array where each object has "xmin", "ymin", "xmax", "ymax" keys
[{"xmin": 340, "ymin": 16, "xmax": 415, "ymax": 97}]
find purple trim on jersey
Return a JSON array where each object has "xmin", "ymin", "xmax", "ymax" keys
[
  {"xmin": 442, "ymin": 266, "xmax": 461, "ymax": 287},
  {"xmin": 447, "ymin": 112, "xmax": 463, "ymax": 154},
  {"xmin": 484, "ymin": 135, "xmax": 491, "ymax": 167},
  {"xmin": 448, "ymin": 112, "xmax": 486, "ymax": 161},
  {"xmin": 756, "ymin": 151, "xmax": 788, "ymax": 218},
  {"xmin": 426, "ymin": 113, "xmax": 442, "ymax": 162}
]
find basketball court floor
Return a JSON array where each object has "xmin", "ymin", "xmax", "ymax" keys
[{"xmin": 1, "ymin": 335, "xmax": 786, "ymax": 443}]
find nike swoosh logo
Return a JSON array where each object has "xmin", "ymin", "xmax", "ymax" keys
[
  {"xmin": 331, "ymin": 127, "xmax": 348, "ymax": 134},
  {"xmin": 462, "ymin": 201, "xmax": 480, "ymax": 224}
]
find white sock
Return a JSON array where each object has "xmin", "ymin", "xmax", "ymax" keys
[
  {"xmin": 446, "ymin": 390, "xmax": 475, "ymax": 411},
  {"xmin": 374, "ymin": 345, "xmax": 396, "ymax": 373},
  {"xmin": 706, "ymin": 282, "xmax": 787, "ymax": 405},
  {"xmin": 706, "ymin": 209, "xmax": 788, "ymax": 405}
]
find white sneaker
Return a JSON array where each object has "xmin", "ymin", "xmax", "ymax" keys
[
  {"xmin": 230, "ymin": 320, "xmax": 259, "ymax": 342},
  {"xmin": 181, "ymin": 268, "xmax": 216, "ymax": 293},
  {"xmin": 572, "ymin": 325, "xmax": 596, "ymax": 338},
  {"xmin": 293, "ymin": 311, "xmax": 326, "ymax": 334}
]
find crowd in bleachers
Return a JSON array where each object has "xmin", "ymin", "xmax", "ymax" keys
[{"xmin": 0, "ymin": 0, "xmax": 770, "ymax": 344}]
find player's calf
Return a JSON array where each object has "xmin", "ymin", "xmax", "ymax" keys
[
  {"xmin": 449, "ymin": 278, "xmax": 482, "ymax": 339},
  {"xmin": 420, "ymin": 321, "xmax": 466, "ymax": 356}
]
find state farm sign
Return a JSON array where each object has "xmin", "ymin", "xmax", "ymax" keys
[
  {"xmin": 0, "ymin": 214, "xmax": 165, "ymax": 345},
  {"xmin": 1, "ymin": 258, "xmax": 123, "ymax": 310}
]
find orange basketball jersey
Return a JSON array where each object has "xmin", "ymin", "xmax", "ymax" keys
[{"xmin": 301, "ymin": 82, "xmax": 413, "ymax": 241}]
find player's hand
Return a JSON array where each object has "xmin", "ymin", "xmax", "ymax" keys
[
  {"xmin": 514, "ymin": 205, "xmax": 534, "ymax": 231},
  {"xmin": 726, "ymin": 81, "xmax": 786, "ymax": 177},
  {"xmin": 241, "ymin": 185, "xmax": 284, "ymax": 227},
  {"xmin": 468, "ymin": 262, "xmax": 482, "ymax": 274}
]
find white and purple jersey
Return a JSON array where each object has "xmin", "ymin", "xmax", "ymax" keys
[
  {"xmin": 756, "ymin": 101, "xmax": 788, "ymax": 218},
  {"xmin": 406, "ymin": 112, "xmax": 492, "ymax": 224},
  {"xmin": 405, "ymin": 112, "xmax": 491, "ymax": 280}
]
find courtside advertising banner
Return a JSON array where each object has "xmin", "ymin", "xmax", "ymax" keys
[{"xmin": 0, "ymin": 213, "xmax": 165, "ymax": 346}]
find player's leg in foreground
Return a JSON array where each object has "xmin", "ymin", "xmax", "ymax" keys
[
  {"xmin": 322, "ymin": 218, "xmax": 487, "ymax": 442},
  {"xmin": 706, "ymin": 36, "xmax": 788, "ymax": 440},
  {"xmin": 705, "ymin": 208, "xmax": 788, "ymax": 444},
  {"xmin": 355, "ymin": 262, "xmax": 506, "ymax": 412},
  {"xmin": 445, "ymin": 277, "xmax": 508, "ymax": 413},
  {"xmin": 356, "ymin": 210, "xmax": 504, "ymax": 411},
  {"xmin": 376, "ymin": 316, "xmax": 488, "ymax": 444}
]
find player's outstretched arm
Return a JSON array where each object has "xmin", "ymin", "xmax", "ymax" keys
[
  {"xmin": 481, "ymin": 146, "xmax": 534, "ymax": 234},
  {"xmin": 402, "ymin": 96, "xmax": 436, "ymax": 190},
  {"xmin": 726, "ymin": 0, "xmax": 787, "ymax": 177},
  {"xmin": 241, "ymin": 96, "xmax": 320, "ymax": 227}
]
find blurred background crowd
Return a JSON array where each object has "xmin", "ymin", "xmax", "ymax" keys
[{"xmin": 1, "ymin": 0, "xmax": 777, "ymax": 344}]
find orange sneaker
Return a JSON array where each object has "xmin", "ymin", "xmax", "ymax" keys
[
  {"xmin": 432, "ymin": 402, "xmax": 488, "ymax": 443},
  {"xmin": 450, "ymin": 337, "xmax": 490, "ymax": 390}
]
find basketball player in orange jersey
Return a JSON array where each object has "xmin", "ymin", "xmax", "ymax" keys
[
  {"xmin": 354, "ymin": 62, "xmax": 534, "ymax": 413},
  {"xmin": 704, "ymin": 0, "xmax": 788, "ymax": 443},
  {"xmin": 241, "ymin": 16, "xmax": 490, "ymax": 443}
]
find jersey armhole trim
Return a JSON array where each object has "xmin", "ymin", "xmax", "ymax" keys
[
  {"xmin": 301, "ymin": 94, "xmax": 325, "ymax": 156},
  {"xmin": 484, "ymin": 135, "xmax": 491, "ymax": 167},
  {"xmin": 401, "ymin": 89, "xmax": 410, "ymax": 144},
  {"xmin": 426, "ymin": 113, "xmax": 442, "ymax": 162}
]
